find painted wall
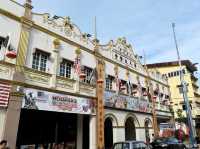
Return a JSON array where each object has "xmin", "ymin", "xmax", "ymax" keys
[{"xmin": 149, "ymin": 65, "xmax": 200, "ymax": 118}]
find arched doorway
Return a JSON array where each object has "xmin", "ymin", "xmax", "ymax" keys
[
  {"xmin": 104, "ymin": 117, "xmax": 113, "ymax": 149},
  {"xmin": 125, "ymin": 117, "xmax": 136, "ymax": 140},
  {"xmin": 145, "ymin": 119, "xmax": 150, "ymax": 143}
]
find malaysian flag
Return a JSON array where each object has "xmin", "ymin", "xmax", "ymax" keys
[
  {"xmin": 74, "ymin": 55, "xmax": 81, "ymax": 75},
  {"xmin": 0, "ymin": 82, "xmax": 11, "ymax": 107}
]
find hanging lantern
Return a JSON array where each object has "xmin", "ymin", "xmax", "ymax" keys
[
  {"xmin": 120, "ymin": 85, "xmax": 126, "ymax": 90},
  {"xmin": 6, "ymin": 51, "xmax": 17, "ymax": 59},
  {"xmin": 79, "ymin": 73, "xmax": 86, "ymax": 80},
  {"xmin": 143, "ymin": 92, "xmax": 147, "ymax": 96},
  {"xmin": 153, "ymin": 96, "xmax": 157, "ymax": 100},
  {"xmin": 97, "ymin": 79, "xmax": 104, "ymax": 84}
]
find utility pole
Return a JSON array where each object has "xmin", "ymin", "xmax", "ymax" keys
[{"xmin": 172, "ymin": 23, "xmax": 196, "ymax": 147}]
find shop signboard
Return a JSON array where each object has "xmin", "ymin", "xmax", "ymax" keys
[
  {"xmin": 104, "ymin": 91, "xmax": 151, "ymax": 113},
  {"xmin": 22, "ymin": 88, "xmax": 96, "ymax": 115},
  {"xmin": 159, "ymin": 123, "xmax": 175, "ymax": 137}
]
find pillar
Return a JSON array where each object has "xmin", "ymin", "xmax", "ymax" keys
[
  {"xmin": 51, "ymin": 39, "xmax": 60, "ymax": 88},
  {"xmin": 136, "ymin": 128, "xmax": 146, "ymax": 141},
  {"xmin": 3, "ymin": 91, "xmax": 24, "ymax": 149},
  {"xmin": 113, "ymin": 127, "xmax": 125, "ymax": 142},
  {"xmin": 90, "ymin": 116, "xmax": 96, "ymax": 149},
  {"xmin": 0, "ymin": 109, "xmax": 6, "ymax": 140},
  {"xmin": 2, "ymin": 0, "xmax": 33, "ymax": 147},
  {"xmin": 77, "ymin": 115, "xmax": 83, "ymax": 149}
]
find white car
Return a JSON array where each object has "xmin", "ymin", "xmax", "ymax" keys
[{"xmin": 112, "ymin": 141, "xmax": 151, "ymax": 149}]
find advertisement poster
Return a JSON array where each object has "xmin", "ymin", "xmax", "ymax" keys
[
  {"xmin": 159, "ymin": 123, "xmax": 175, "ymax": 137},
  {"xmin": 22, "ymin": 88, "xmax": 96, "ymax": 115},
  {"xmin": 104, "ymin": 91, "xmax": 151, "ymax": 113}
]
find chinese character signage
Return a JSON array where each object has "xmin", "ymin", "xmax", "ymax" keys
[
  {"xmin": 104, "ymin": 91, "xmax": 151, "ymax": 113},
  {"xmin": 22, "ymin": 88, "xmax": 96, "ymax": 115}
]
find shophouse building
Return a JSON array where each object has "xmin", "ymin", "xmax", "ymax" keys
[{"xmin": 0, "ymin": 1, "xmax": 173, "ymax": 148}]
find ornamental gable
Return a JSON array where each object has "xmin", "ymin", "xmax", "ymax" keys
[{"xmin": 32, "ymin": 13, "xmax": 95, "ymax": 50}]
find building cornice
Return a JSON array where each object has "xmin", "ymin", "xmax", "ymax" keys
[{"xmin": 0, "ymin": 8, "xmax": 21, "ymax": 22}]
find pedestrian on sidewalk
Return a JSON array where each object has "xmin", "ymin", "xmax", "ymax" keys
[{"xmin": 0, "ymin": 140, "xmax": 8, "ymax": 149}]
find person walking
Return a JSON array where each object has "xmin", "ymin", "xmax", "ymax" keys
[{"xmin": 0, "ymin": 140, "xmax": 8, "ymax": 149}]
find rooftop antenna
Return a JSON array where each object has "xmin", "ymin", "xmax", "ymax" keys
[
  {"xmin": 172, "ymin": 22, "xmax": 196, "ymax": 147},
  {"xmin": 93, "ymin": 16, "xmax": 99, "ymax": 49}
]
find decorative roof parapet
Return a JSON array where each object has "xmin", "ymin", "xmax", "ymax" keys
[
  {"xmin": 33, "ymin": 13, "xmax": 95, "ymax": 47},
  {"xmin": 99, "ymin": 37, "xmax": 135, "ymax": 59}
]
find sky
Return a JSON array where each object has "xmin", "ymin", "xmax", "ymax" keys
[{"xmin": 17, "ymin": 0, "xmax": 200, "ymax": 78}]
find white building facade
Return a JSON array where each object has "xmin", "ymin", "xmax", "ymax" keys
[{"xmin": 0, "ymin": 1, "xmax": 172, "ymax": 149}]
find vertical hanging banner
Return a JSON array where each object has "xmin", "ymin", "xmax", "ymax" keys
[{"xmin": 96, "ymin": 58, "xmax": 105, "ymax": 149}]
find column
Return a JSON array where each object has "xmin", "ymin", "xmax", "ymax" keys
[
  {"xmin": 77, "ymin": 115, "xmax": 83, "ymax": 149},
  {"xmin": 113, "ymin": 127, "xmax": 125, "ymax": 142},
  {"xmin": 112, "ymin": 127, "xmax": 118, "ymax": 143},
  {"xmin": 51, "ymin": 39, "xmax": 60, "ymax": 88},
  {"xmin": 0, "ymin": 109, "xmax": 6, "ymax": 140},
  {"xmin": 136, "ymin": 128, "xmax": 146, "ymax": 141},
  {"xmin": 89, "ymin": 116, "xmax": 96, "ymax": 149},
  {"xmin": 3, "ymin": 90, "xmax": 24, "ymax": 149},
  {"xmin": 3, "ymin": 0, "xmax": 33, "ymax": 148}
]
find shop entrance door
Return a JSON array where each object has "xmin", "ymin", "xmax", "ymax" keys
[
  {"xmin": 125, "ymin": 117, "xmax": 136, "ymax": 140},
  {"xmin": 16, "ymin": 109, "xmax": 89, "ymax": 149}
]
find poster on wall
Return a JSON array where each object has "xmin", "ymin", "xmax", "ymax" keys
[
  {"xmin": 104, "ymin": 91, "xmax": 151, "ymax": 113},
  {"xmin": 159, "ymin": 123, "xmax": 175, "ymax": 137},
  {"xmin": 22, "ymin": 88, "xmax": 96, "ymax": 115}
]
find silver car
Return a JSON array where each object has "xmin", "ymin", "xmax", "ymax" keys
[{"xmin": 112, "ymin": 141, "xmax": 151, "ymax": 149}]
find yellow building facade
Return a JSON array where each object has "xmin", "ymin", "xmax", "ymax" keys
[{"xmin": 147, "ymin": 60, "xmax": 200, "ymax": 136}]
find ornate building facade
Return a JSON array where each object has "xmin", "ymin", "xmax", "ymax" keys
[{"xmin": 0, "ymin": 1, "xmax": 172, "ymax": 149}]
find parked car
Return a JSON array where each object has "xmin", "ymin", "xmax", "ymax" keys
[
  {"xmin": 150, "ymin": 137, "xmax": 186, "ymax": 149},
  {"xmin": 112, "ymin": 141, "xmax": 151, "ymax": 149}
]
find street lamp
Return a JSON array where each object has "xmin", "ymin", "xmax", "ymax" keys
[{"xmin": 172, "ymin": 23, "xmax": 196, "ymax": 147}]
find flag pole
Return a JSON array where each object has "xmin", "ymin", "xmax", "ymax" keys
[{"xmin": 172, "ymin": 23, "xmax": 196, "ymax": 147}]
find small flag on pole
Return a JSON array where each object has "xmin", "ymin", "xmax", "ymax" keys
[{"xmin": 74, "ymin": 56, "xmax": 81, "ymax": 75}]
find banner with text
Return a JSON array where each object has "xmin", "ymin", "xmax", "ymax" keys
[
  {"xmin": 22, "ymin": 88, "xmax": 96, "ymax": 115},
  {"xmin": 104, "ymin": 91, "xmax": 151, "ymax": 113}
]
